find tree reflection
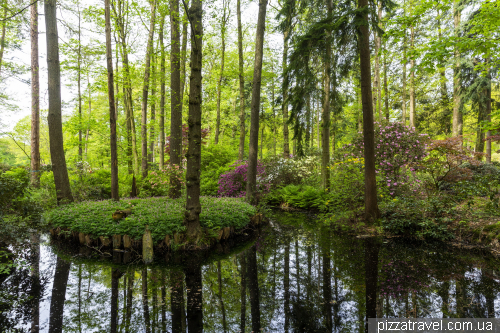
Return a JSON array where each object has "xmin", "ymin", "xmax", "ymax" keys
[{"xmin": 48, "ymin": 257, "xmax": 71, "ymax": 333}]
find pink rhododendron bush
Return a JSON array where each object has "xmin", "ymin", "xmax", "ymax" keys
[
  {"xmin": 343, "ymin": 122, "xmax": 429, "ymax": 196},
  {"xmin": 218, "ymin": 160, "xmax": 271, "ymax": 198}
]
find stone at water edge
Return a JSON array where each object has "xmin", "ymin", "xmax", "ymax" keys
[{"xmin": 143, "ymin": 225, "xmax": 154, "ymax": 264}]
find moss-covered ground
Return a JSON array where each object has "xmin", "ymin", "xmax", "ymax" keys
[{"xmin": 45, "ymin": 196, "xmax": 256, "ymax": 242}]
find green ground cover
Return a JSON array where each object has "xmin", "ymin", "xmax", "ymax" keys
[{"xmin": 45, "ymin": 196, "xmax": 256, "ymax": 242}]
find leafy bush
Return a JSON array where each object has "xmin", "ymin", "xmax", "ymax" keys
[
  {"xmin": 200, "ymin": 144, "xmax": 238, "ymax": 196},
  {"xmin": 0, "ymin": 168, "xmax": 42, "ymax": 222},
  {"xmin": 70, "ymin": 167, "xmax": 112, "ymax": 202},
  {"xmin": 265, "ymin": 184, "xmax": 326, "ymax": 209},
  {"xmin": 45, "ymin": 196, "xmax": 257, "ymax": 242},
  {"xmin": 381, "ymin": 196, "xmax": 455, "ymax": 241},
  {"xmin": 218, "ymin": 160, "xmax": 270, "ymax": 198},
  {"xmin": 325, "ymin": 158, "xmax": 366, "ymax": 213},
  {"xmin": 263, "ymin": 156, "xmax": 320, "ymax": 187},
  {"xmin": 139, "ymin": 164, "xmax": 184, "ymax": 197},
  {"xmin": 344, "ymin": 122, "xmax": 428, "ymax": 196}
]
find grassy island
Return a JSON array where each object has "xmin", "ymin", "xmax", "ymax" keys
[{"xmin": 45, "ymin": 196, "xmax": 257, "ymax": 243}]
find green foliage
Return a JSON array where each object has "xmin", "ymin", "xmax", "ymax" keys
[
  {"xmin": 200, "ymin": 144, "xmax": 239, "ymax": 196},
  {"xmin": 45, "ymin": 196, "xmax": 256, "ymax": 242},
  {"xmin": 265, "ymin": 184, "xmax": 326, "ymax": 209},
  {"xmin": 139, "ymin": 165, "xmax": 184, "ymax": 197},
  {"xmin": 263, "ymin": 156, "xmax": 320, "ymax": 188},
  {"xmin": 381, "ymin": 196, "xmax": 455, "ymax": 241}
]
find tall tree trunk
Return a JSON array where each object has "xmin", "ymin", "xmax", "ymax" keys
[
  {"xmin": 452, "ymin": 0, "xmax": 462, "ymax": 136},
  {"xmin": 402, "ymin": 35, "xmax": 407, "ymax": 124},
  {"xmin": 0, "ymin": 3, "xmax": 7, "ymax": 76},
  {"xmin": 383, "ymin": 54, "xmax": 389, "ymax": 121},
  {"xmin": 148, "ymin": 52, "xmax": 157, "ymax": 164},
  {"xmin": 44, "ymin": 0, "xmax": 73, "ymax": 204},
  {"xmin": 409, "ymin": 5, "xmax": 416, "ymax": 128},
  {"xmin": 105, "ymin": 0, "xmax": 119, "ymax": 201},
  {"xmin": 376, "ymin": 1, "xmax": 382, "ymax": 122},
  {"xmin": 185, "ymin": 0, "xmax": 203, "ymax": 240},
  {"xmin": 48, "ymin": 257, "xmax": 71, "ymax": 333},
  {"xmin": 486, "ymin": 71, "xmax": 492, "ymax": 163},
  {"xmin": 85, "ymin": 72, "xmax": 92, "ymax": 160},
  {"xmin": 321, "ymin": 0, "xmax": 332, "ymax": 191},
  {"xmin": 246, "ymin": 0, "xmax": 268, "ymax": 203},
  {"xmin": 282, "ymin": 13, "xmax": 291, "ymax": 157},
  {"xmin": 237, "ymin": 0, "xmax": 246, "ymax": 160},
  {"xmin": 180, "ymin": 2, "xmax": 189, "ymax": 103},
  {"xmin": 30, "ymin": 0, "xmax": 40, "ymax": 187},
  {"xmin": 77, "ymin": 7, "xmax": 83, "ymax": 161},
  {"xmin": 170, "ymin": 0, "xmax": 183, "ymax": 198},
  {"xmin": 357, "ymin": 0, "xmax": 379, "ymax": 222},
  {"xmin": 215, "ymin": 0, "xmax": 229, "ymax": 145},
  {"xmin": 247, "ymin": 245, "xmax": 261, "ymax": 332},
  {"xmin": 159, "ymin": 14, "xmax": 166, "ymax": 170},
  {"xmin": 437, "ymin": 10, "xmax": 450, "ymax": 134},
  {"xmin": 306, "ymin": 93, "xmax": 311, "ymax": 148},
  {"xmin": 141, "ymin": 0, "xmax": 157, "ymax": 179}
]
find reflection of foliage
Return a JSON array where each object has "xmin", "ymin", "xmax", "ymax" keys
[{"xmin": 379, "ymin": 259, "xmax": 430, "ymax": 299}]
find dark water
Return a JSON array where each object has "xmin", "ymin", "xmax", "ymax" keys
[{"xmin": 2, "ymin": 212, "xmax": 500, "ymax": 332}]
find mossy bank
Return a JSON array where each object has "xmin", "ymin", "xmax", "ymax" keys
[{"xmin": 45, "ymin": 196, "xmax": 260, "ymax": 250}]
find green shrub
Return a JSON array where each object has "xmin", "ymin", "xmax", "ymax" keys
[
  {"xmin": 200, "ymin": 144, "xmax": 239, "ymax": 196},
  {"xmin": 265, "ymin": 184, "xmax": 326, "ymax": 209},
  {"xmin": 263, "ymin": 156, "xmax": 320, "ymax": 188}
]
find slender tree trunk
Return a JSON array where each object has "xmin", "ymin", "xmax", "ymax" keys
[
  {"xmin": 77, "ymin": 8, "xmax": 83, "ymax": 161},
  {"xmin": 149, "ymin": 52, "xmax": 157, "ymax": 164},
  {"xmin": 376, "ymin": 1, "xmax": 382, "ymax": 122},
  {"xmin": 237, "ymin": 0, "xmax": 246, "ymax": 160},
  {"xmin": 180, "ymin": 2, "xmax": 189, "ymax": 103},
  {"xmin": 141, "ymin": 0, "xmax": 157, "ymax": 179},
  {"xmin": 105, "ymin": 0, "xmax": 119, "ymax": 200},
  {"xmin": 357, "ymin": 0, "xmax": 379, "ymax": 222},
  {"xmin": 282, "ymin": 23, "xmax": 291, "ymax": 157},
  {"xmin": 384, "ymin": 53, "xmax": 389, "ymax": 121},
  {"xmin": 185, "ymin": 0, "xmax": 203, "ymax": 240},
  {"xmin": 44, "ymin": 0, "xmax": 73, "ymax": 204},
  {"xmin": 30, "ymin": 0, "xmax": 40, "ymax": 187},
  {"xmin": 159, "ymin": 14, "xmax": 166, "ymax": 170},
  {"xmin": 306, "ymin": 93, "xmax": 311, "ymax": 148},
  {"xmin": 85, "ymin": 72, "xmax": 92, "ymax": 160},
  {"xmin": 452, "ymin": 0, "xmax": 462, "ymax": 136},
  {"xmin": 402, "ymin": 35, "xmax": 407, "ymax": 124},
  {"xmin": 409, "ymin": 5, "xmax": 416, "ymax": 128},
  {"xmin": 215, "ymin": 1, "xmax": 229, "ymax": 145},
  {"xmin": 0, "ymin": 3, "xmax": 7, "ymax": 76},
  {"xmin": 246, "ymin": 0, "xmax": 268, "ymax": 203},
  {"xmin": 48, "ymin": 258, "xmax": 71, "ymax": 333},
  {"xmin": 438, "ymin": 11, "xmax": 450, "ymax": 134},
  {"xmin": 170, "ymin": 0, "xmax": 183, "ymax": 198},
  {"xmin": 321, "ymin": 0, "xmax": 332, "ymax": 191},
  {"xmin": 486, "ymin": 71, "xmax": 492, "ymax": 163}
]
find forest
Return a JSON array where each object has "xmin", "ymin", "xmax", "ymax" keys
[{"xmin": 0, "ymin": 0, "xmax": 500, "ymax": 330}]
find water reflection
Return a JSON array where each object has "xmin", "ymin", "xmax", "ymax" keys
[{"xmin": 3, "ymin": 212, "xmax": 500, "ymax": 332}]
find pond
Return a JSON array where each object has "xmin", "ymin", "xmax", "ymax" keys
[{"xmin": 2, "ymin": 212, "xmax": 500, "ymax": 332}]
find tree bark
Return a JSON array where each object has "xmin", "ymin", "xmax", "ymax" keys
[
  {"xmin": 357, "ymin": 0, "xmax": 379, "ymax": 222},
  {"xmin": 452, "ymin": 0, "xmax": 462, "ymax": 136},
  {"xmin": 148, "ymin": 51, "xmax": 157, "ymax": 164},
  {"xmin": 321, "ymin": 0, "xmax": 332, "ymax": 191},
  {"xmin": 77, "ymin": 7, "xmax": 83, "ymax": 161},
  {"xmin": 180, "ymin": 2, "xmax": 189, "ymax": 103},
  {"xmin": 237, "ymin": 0, "xmax": 246, "ymax": 160},
  {"xmin": 159, "ymin": 14, "xmax": 166, "ymax": 170},
  {"xmin": 105, "ymin": 0, "xmax": 119, "ymax": 201},
  {"xmin": 45, "ymin": 0, "xmax": 73, "ymax": 204},
  {"xmin": 170, "ymin": 0, "xmax": 183, "ymax": 198},
  {"xmin": 245, "ymin": 0, "xmax": 268, "ymax": 203},
  {"xmin": 185, "ymin": 0, "xmax": 203, "ymax": 240},
  {"xmin": 486, "ymin": 71, "xmax": 492, "ymax": 163},
  {"xmin": 215, "ymin": 0, "xmax": 229, "ymax": 145},
  {"xmin": 30, "ymin": 0, "xmax": 40, "ymax": 187},
  {"xmin": 409, "ymin": 4, "xmax": 416, "ymax": 128},
  {"xmin": 141, "ymin": 0, "xmax": 157, "ymax": 179},
  {"xmin": 383, "ymin": 54, "xmax": 389, "ymax": 121},
  {"xmin": 282, "ymin": 10, "xmax": 291, "ymax": 158},
  {"xmin": 0, "ymin": 3, "xmax": 7, "ymax": 76}
]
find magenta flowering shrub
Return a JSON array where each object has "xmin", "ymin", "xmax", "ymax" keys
[
  {"xmin": 218, "ymin": 160, "xmax": 270, "ymax": 198},
  {"xmin": 344, "ymin": 122, "xmax": 429, "ymax": 196}
]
